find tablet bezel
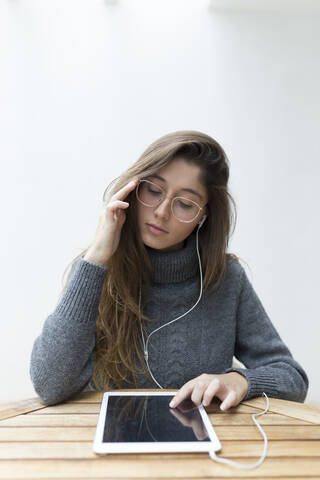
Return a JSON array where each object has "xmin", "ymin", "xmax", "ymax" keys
[{"xmin": 93, "ymin": 391, "xmax": 222, "ymax": 454}]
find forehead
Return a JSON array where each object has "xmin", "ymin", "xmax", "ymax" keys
[{"xmin": 150, "ymin": 157, "xmax": 207, "ymax": 198}]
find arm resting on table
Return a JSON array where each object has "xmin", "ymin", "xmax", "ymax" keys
[{"xmin": 29, "ymin": 259, "xmax": 108, "ymax": 406}]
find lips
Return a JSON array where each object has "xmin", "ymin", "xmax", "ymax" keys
[{"xmin": 147, "ymin": 223, "xmax": 168, "ymax": 233}]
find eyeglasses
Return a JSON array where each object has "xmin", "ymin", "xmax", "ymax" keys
[{"xmin": 136, "ymin": 179, "xmax": 205, "ymax": 223}]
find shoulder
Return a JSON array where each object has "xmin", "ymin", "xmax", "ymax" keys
[
  {"xmin": 214, "ymin": 255, "xmax": 252, "ymax": 297},
  {"xmin": 225, "ymin": 255, "xmax": 246, "ymax": 282},
  {"xmin": 225, "ymin": 256, "xmax": 258, "ymax": 303},
  {"xmin": 205, "ymin": 256, "xmax": 245, "ymax": 297}
]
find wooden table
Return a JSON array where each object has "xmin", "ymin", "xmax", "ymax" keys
[{"xmin": 1, "ymin": 389, "xmax": 320, "ymax": 479}]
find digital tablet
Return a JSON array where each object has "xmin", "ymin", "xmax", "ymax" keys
[{"xmin": 93, "ymin": 391, "xmax": 222, "ymax": 454}]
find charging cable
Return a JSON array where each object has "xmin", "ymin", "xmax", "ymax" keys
[{"xmin": 208, "ymin": 391, "xmax": 269, "ymax": 469}]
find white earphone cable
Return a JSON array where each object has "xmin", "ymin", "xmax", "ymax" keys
[
  {"xmin": 139, "ymin": 222, "xmax": 203, "ymax": 389},
  {"xmin": 138, "ymin": 221, "xmax": 269, "ymax": 469}
]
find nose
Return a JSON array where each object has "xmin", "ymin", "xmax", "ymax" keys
[{"xmin": 153, "ymin": 197, "xmax": 171, "ymax": 221}]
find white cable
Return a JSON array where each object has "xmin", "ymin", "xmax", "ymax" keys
[
  {"xmin": 208, "ymin": 391, "xmax": 269, "ymax": 469},
  {"xmin": 139, "ymin": 222, "xmax": 203, "ymax": 389},
  {"xmin": 139, "ymin": 224, "xmax": 269, "ymax": 469}
]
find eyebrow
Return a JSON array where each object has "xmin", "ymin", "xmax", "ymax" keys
[{"xmin": 148, "ymin": 174, "xmax": 204, "ymax": 202}]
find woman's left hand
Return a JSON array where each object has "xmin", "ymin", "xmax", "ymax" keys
[{"xmin": 169, "ymin": 372, "xmax": 249, "ymax": 411}]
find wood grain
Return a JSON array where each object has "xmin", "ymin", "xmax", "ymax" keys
[
  {"xmin": 29, "ymin": 403, "xmax": 101, "ymax": 415},
  {"xmin": 0, "ymin": 440, "xmax": 319, "ymax": 459},
  {"xmin": 0, "ymin": 413, "xmax": 311, "ymax": 427},
  {"xmin": 242, "ymin": 397, "xmax": 320, "ymax": 424},
  {"xmin": 0, "ymin": 392, "xmax": 319, "ymax": 479},
  {"xmin": 0, "ymin": 457, "xmax": 320, "ymax": 478},
  {"xmin": 28, "ymin": 402, "xmax": 266, "ymax": 415},
  {"xmin": 0, "ymin": 425, "xmax": 319, "ymax": 442},
  {"xmin": 0, "ymin": 398, "xmax": 47, "ymax": 421}
]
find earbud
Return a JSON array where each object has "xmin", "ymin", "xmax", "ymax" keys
[{"xmin": 198, "ymin": 214, "xmax": 207, "ymax": 227}]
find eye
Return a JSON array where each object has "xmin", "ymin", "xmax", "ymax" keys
[
  {"xmin": 147, "ymin": 186, "xmax": 162, "ymax": 196},
  {"xmin": 177, "ymin": 200, "xmax": 193, "ymax": 209}
]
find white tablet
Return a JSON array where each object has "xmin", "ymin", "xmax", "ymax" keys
[{"xmin": 93, "ymin": 391, "xmax": 222, "ymax": 454}]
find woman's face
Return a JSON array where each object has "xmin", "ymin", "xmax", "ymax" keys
[{"xmin": 136, "ymin": 157, "xmax": 208, "ymax": 252}]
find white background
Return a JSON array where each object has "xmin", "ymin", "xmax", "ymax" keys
[{"xmin": 0, "ymin": 0, "xmax": 319, "ymax": 404}]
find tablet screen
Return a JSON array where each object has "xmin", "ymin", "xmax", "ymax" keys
[{"xmin": 103, "ymin": 394, "xmax": 209, "ymax": 443}]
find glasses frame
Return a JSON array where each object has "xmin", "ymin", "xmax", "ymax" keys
[{"xmin": 136, "ymin": 179, "xmax": 205, "ymax": 223}]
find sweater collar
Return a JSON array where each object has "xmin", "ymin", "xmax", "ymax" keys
[{"xmin": 145, "ymin": 230, "xmax": 199, "ymax": 284}]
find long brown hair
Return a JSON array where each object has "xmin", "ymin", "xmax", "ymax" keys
[{"xmin": 57, "ymin": 130, "xmax": 243, "ymax": 391}]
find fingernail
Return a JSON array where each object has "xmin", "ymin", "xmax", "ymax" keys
[
  {"xmin": 169, "ymin": 400, "xmax": 175, "ymax": 408},
  {"xmin": 220, "ymin": 404, "xmax": 225, "ymax": 411}
]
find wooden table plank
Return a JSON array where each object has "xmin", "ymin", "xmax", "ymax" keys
[
  {"xmin": 1, "ymin": 457, "xmax": 320, "ymax": 478},
  {"xmin": 0, "ymin": 414, "xmax": 99, "ymax": 427},
  {"xmin": 68, "ymin": 392, "xmax": 103, "ymax": 403},
  {"xmin": 0, "ymin": 392, "xmax": 319, "ymax": 479},
  {"xmin": 68, "ymin": 389, "xmax": 177, "ymax": 403},
  {"xmin": 0, "ymin": 425, "xmax": 319, "ymax": 442},
  {"xmin": 207, "ymin": 413, "xmax": 311, "ymax": 426},
  {"xmin": 242, "ymin": 397, "xmax": 320, "ymax": 424},
  {"xmin": 29, "ymin": 404, "xmax": 101, "ymax": 415},
  {"xmin": 0, "ymin": 413, "xmax": 311, "ymax": 427},
  {"xmin": 1, "ymin": 440, "xmax": 320, "ymax": 459},
  {"xmin": 0, "ymin": 398, "xmax": 47, "ymax": 421},
  {"xmin": 0, "ymin": 478, "xmax": 317, "ymax": 480},
  {"xmin": 28, "ymin": 403, "xmax": 266, "ymax": 415},
  {"xmin": 0, "ymin": 477, "xmax": 318, "ymax": 480}
]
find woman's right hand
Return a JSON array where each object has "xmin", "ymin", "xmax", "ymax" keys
[{"xmin": 83, "ymin": 177, "xmax": 140, "ymax": 267}]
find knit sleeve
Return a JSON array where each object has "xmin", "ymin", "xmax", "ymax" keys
[
  {"xmin": 224, "ymin": 265, "xmax": 309, "ymax": 402},
  {"xmin": 29, "ymin": 258, "xmax": 108, "ymax": 406}
]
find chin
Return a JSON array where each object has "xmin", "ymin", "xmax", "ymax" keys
[
  {"xmin": 142, "ymin": 232, "xmax": 184, "ymax": 252},
  {"xmin": 141, "ymin": 232, "xmax": 167, "ymax": 248}
]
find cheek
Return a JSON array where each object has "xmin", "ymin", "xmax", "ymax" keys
[
  {"xmin": 136, "ymin": 204, "xmax": 147, "ymax": 224},
  {"xmin": 173, "ymin": 222, "xmax": 197, "ymax": 241},
  {"xmin": 185, "ymin": 223, "xmax": 198, "ymax": 237}
]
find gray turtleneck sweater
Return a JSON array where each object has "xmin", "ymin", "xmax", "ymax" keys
[{"xmin": 30, "ymin": 232, "xmax": 309, "ymax": 406}]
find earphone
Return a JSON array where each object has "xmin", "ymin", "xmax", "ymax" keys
[
  {"xmin": 198, "ymin": 214, "xmax": 207, "ymax": 227},
  {"xmin": 138, "ymin": 214, "xmax": 269, "ymax": 470}
]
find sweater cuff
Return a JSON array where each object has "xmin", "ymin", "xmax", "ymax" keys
[
  {"xmin": 224, "ymin": 367, "xmax": 280, "ymax": 401},
  {"xmin": 54, "ymin": 259, "xmax": 108, "ymax": 324}
]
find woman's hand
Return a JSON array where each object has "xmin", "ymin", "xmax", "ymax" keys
[
  {"xmin": 83, "ymin": 177, "xmax": 140, "ymax": 267},
  {"xmin": 169, "ymin": 372, "xmax": 249, "ymax": 411}
]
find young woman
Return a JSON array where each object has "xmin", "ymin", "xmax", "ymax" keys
[{"xmin": 30, "ymin": 130, "xmax": 309, "ymax": 409}]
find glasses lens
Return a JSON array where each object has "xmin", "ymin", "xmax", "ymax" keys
[
  {"xmin": 173, "ymin": 197, "xmax": 200, "ymax": 222},
  {"xmin": 137, "ymin": 180, "xmax": 201, "ymax": 222},
  {"xmin": 137, "ymin": 180, "xmax": 163, "ymax": 206}
]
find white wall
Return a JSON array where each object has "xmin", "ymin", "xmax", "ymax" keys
[{"xmin": 1, "ymin": 0, "xmax": 319, "ymax": 404}]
